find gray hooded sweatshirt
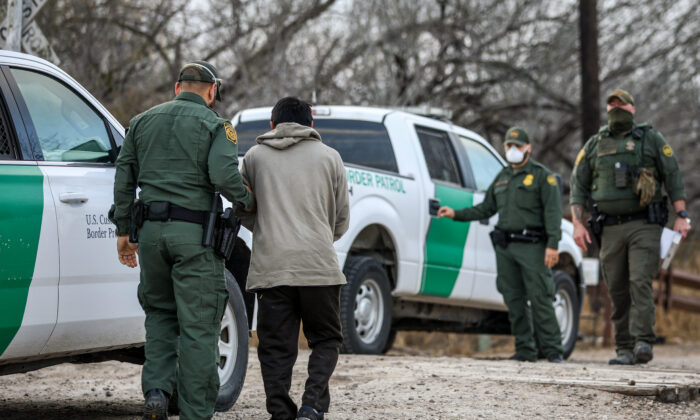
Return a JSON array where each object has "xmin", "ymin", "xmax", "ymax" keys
[{"xmin": 240, "ymin": 122, "xmax": 350, "ymax": 291}]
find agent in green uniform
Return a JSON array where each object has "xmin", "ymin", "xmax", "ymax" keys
[
  {"xmin": 438, "ymin": 127, "xmax": 564, "ymax": 363},
  {"xmin": 109, "ymin": 61, "xmax": 254, "ymax": 420},
  {"xmin": 570, "ymin": 89, "xmax": 690, "ymax": 365}
]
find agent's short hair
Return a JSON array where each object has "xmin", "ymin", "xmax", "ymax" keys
[{"xmin": 271, "ymin": 97, "xmax": 312, "ymax": 127}]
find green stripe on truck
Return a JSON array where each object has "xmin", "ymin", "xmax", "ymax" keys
[
  {"xmin": 420, "ymin": 184, "xmax": 473, "ymax": 296},
  {"xmin": 0, "ymin": 165, "xmax": 43, "ymax": 356}
]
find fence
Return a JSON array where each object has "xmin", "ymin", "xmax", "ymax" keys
[
  {"xmin": 585, "ymin": 266, "xmax": 700, "ymax": 346},
  {"xmin": 655, "ymin": 267, "xmax": 700, "ymax": 313}
]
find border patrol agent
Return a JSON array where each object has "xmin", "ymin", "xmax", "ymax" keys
[
  {"xmin": 109, "ymin": 61, "xmax": 254, "ymax": 419},
  {"xmin": 570, "ymin": 89, "xmax": 690, "ymax": 365},
  {"xmin": 438, "ymin": 127, "xmax": 564, "ymax": 363}
]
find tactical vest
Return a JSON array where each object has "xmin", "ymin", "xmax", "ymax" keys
[{"xmin": 591, "ymin": 124, "xmax": 661, "ymax": 215}]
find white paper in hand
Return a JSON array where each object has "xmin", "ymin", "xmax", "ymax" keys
[{"xmin": 660, "ymin": 227, "xmax": 682, "ymax": 270}]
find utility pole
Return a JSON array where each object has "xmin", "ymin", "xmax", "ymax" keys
[
  {"xmin": 5, "ymin": 0, "xmax": 22, "ymax": 51},
  {"xmin": 579, "ymin": 0, "xmax": 600, "ymax": 146}
]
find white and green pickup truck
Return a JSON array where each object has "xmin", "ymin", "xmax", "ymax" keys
[
  {"xmin": 0, "ymin": 51, "xmax": 595, "ymax": 412},
  {"xmin": 233, "ymin": 106, "xmax": 597, "ymax": 358}
]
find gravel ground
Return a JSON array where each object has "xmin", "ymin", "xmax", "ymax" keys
[{"xmin": 0, "ymin": 344, "xmax": 698, "ymax": 419}]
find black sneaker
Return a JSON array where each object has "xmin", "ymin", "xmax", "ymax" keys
[
  {"xmin": 547, "ymin": 353, "xmax": 564, "ymax": 363},
  {"xmin": 143, "ymin": 389, "xmax": 169, "ymax": 420},
  {"xmin": 608, "ymin": 350, "xmax": 634, "ymax": 365},
  {"xmin": 508, "ymin": 353, "xmax": 536, "ymax": 362},
  {"xmin": 297, "ymin": 405, "xmax": 324, "ymax": 420},
  {"xmin": 634, "ymin": 342, "xmax": 653, "ymax": 364}
]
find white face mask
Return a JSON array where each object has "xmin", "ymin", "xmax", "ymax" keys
[{"xmin": 505, "ymin": 145, "xmax": 528, "ymax": 164}]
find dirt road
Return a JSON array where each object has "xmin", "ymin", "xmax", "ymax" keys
[{"xmin": 1, "ymin": 344, "xmax": 698, "ymax": 419}]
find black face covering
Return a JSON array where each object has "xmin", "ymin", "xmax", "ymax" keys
[{"xmin": 607, "ymin": 107, "xmax": 635, "ymax": 135}]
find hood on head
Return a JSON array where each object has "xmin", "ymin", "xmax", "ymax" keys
[{"xmin": 256, "ymin": 122, "xmax": 321, "ymax": 150}]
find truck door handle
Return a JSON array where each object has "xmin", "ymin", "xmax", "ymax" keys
[
  {"xmin": 59, "ymin": 192, "xmax": 89, "ymax": 204},
  {"xmin": 428, "ymin": 199, "xmax": 441, "ymax": 216}
]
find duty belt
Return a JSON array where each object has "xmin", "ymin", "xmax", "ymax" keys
[
  {"xmin": 602, "ymin": 211, "xmax": 647, "ymax": 226},
  {"xmin": 490, "ymin": 227, "xmax": 546, "ymax": 248},
  {"xmin": 144, "ymin": 201, "xmax": 207, "ymax": 225}
]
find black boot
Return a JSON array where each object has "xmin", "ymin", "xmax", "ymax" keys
[{"xmin": 143, "ymin": 389, "xmax": 169, "ymax": 420}]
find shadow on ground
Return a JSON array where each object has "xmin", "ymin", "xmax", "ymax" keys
[{"xmin": 0, "ymin": 398, "xmax": 142, "ymax": 420}]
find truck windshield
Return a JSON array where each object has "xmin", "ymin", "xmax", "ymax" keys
[{"xmin": 235, "ymin": 119, "xmax": 399, "ymax": 173}]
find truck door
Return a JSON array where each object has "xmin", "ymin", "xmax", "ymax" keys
[
  {"xmin": 0, "ymin": 66, "xmax": 59, "ymax": 360},
  {"xmin": 5, "ymin": 67, "xmax": 144, "ymax": 354},
  {"xmin": 453, "ymin": 135, "xmax": 507, "ymax": 309},
  {"xmin": 415, "ymin": 126, "xmax": 476, "ymax": 300}
]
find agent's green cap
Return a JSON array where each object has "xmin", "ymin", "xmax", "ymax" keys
[
  {"xmin": 606, "ymin": 89, "xmax": 634, "ymax": 106},
  {"xmin": 504, "ymin": 127, "xmax": 529, "ymax": 146},
  {"xmin": 178, "ymin": 61, "xmax": 222, "ymax": 101}
]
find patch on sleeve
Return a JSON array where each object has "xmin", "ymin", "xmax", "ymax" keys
[
  {"xmin": 547, "ymin": 174, "xmax": 558, "ymax": 186},
  {"xmin": 662, "ymin": 144, "xmax": 673, "ymax": 157},
  {"xmin": 523, "ymin": 174, "xmax": 534, "ymax": 186},
  {"xmin": 223, "ymin": 121, "xmax": 237, "ymax": 144},
  {"xmin": 575, "ymin": 149, "xmax": 585, "ymax": 166}
]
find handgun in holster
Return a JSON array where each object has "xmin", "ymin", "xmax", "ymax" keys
[
  {"xmin": 213, "ymin": 208, "xmax": 241, "ymax": 260},
  {"xmin": 489, "ymin": 228, "xmax": 509, "ymax": 248},
  {"xmin": 202, "ymin": 191, "xmax": 241, "ymax": 260},
  {"xmin": 129, "ymin": 199, "xmax": 146, "ymax": 243},
  {"xmin": 587, "ymin": 203, "xmax": 605, "ymax": 247}
]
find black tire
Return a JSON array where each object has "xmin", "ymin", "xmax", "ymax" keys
[
  {"xmin": 381, "ymin": 327, "xmax": 398, "ymax": 354},
  {"xmin": 340, "ymin": 256, "xmax": 393, "ymax": 354},
  {"xmin": 215, "ymin": 270, "xmax": 249, "ymax": 412},
  {"xmin": 552, "ymin": 270, "xmax": 580, "ymax": 359}
]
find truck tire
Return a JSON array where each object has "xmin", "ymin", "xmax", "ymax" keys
[
  {"xmin": 552, "ymin": 270, "xmax": 580, "ymax": 359},
  {"xmin": 215, "ymin": 270, "xmax": 249, "ymax": 412},
  {"xmin": 167, "ymin": 269, "xmax": 248, "ymax": 414},
  {"xmin": 340, "ymin": 256, "xmax": 393, "ymax": 354}
]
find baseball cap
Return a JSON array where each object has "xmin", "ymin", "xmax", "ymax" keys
[
  {"xmin": 606, "ymin": 89, "xmax": 634, "ymax": 106},
  {"xmin": 504, "ymin": 127, "xmax": 530, "ymax": 146},
  {"xmin": 178, "ymin": 61, "xmax": 222, "ymax": 101}
]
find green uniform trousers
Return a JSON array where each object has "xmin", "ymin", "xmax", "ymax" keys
[
  {"xmin": 599, "ymin": 220, "xmax": 661, "ymax": 352},
  {"xmin": 137, "ymin": 220, "xmax": 228, "ymax": 420},
  {"xmin": 495, "ymin": 241, "xmax": 563, "ymax": 359}
]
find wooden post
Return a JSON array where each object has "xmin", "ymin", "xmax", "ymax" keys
[{"xmin": 579, "ymin": 0, "xmax": 600, "ymax": 145}]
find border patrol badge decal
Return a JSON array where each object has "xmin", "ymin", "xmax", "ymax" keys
[
  {"xmin": 625, "ymin": 141, "xmax": 635, "ymax": 151},
  {"xmin": 523, "ymin": 174, "xmax": 534, "ymax": 186},
  {"xmin": 575, "ymin": 149, "xmax": 585, "ymax": 166},
  {"xmin": 547, "ymin": 174, "xmax": 557, "ymax": 186},
  {"xmin": 662, "ymin": 144, "xmax": 673, "ymax": 157},
  {"xmin": 224, "ymin": 122, "xmax": 237, "ymax": 144}
]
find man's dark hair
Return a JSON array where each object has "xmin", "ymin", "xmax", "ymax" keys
[{"xmin": 271, "ymin": 97, "xmax": 313, "ymax": 127}]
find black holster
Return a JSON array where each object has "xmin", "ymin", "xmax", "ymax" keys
[
  {"xmin": 129, "ymin": 199, "xmax": 146, "ymax": 243},
  {"xmin": 489, "ymin": 228, "xmax": 509, "ymax": 248},
  {"xmin": 213, "ymin": 208, "xmax": 241, "ymax": 260},
  {"xmin": 587, "ymin": 203, "xmax": 605, "ymax": 247},
  {"xmin": 202, "ymin": 192, "xmax": 241, "ymax": 260}
]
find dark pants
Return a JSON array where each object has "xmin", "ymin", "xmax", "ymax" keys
[
  {"xmin": 256, "ymin": 285, "xmax": 343, "ymax": 420},
  {"xmin": 494, "ymin": 241, "xmax": 563, "ymax": 359},
  {"xmin": 138, "ymin": 221, "xmax": 227, "ymax": 420},
  {"xmin": 599, "ymin": 220, "xmax": 661, "ymax": 352}
]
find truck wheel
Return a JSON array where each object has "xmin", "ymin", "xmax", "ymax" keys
[
  {"xmin": 215, "ymin": 270, "xmax": 249, "ymax": 412},
  {"xmin": 340, "ymin": 256, "xmax": 392, "ymax": 354},
  {"xmin": 552, "ymin": 270, "xmax": 579, "ymax": 359}
]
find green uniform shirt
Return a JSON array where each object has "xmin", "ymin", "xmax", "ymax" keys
[
  {"xmin": 570, "ymin": 124, "xmax": 686, "ymax": 212},
  {"xmin": 453, "ymin": 159, "xmax": 562, "ymax": 249},
  {"xmin": 111, "ymin": 91, "xmax": 253, "ymax": 235}
]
